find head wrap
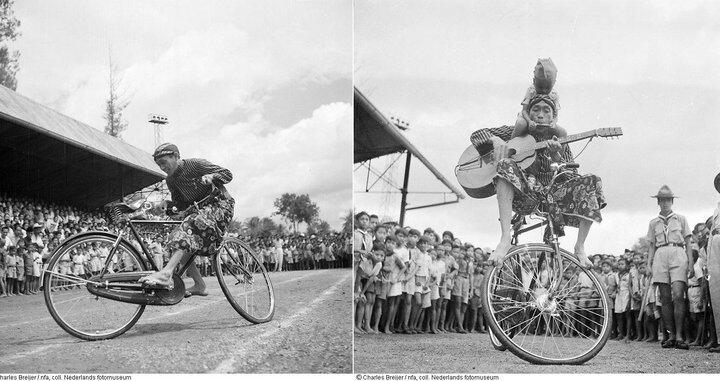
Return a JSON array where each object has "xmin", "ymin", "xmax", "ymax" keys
[
  {"xmin": 153, "ymin": 143, "xmax": 179, "ymax": 160},
  {"xmin": 528, "ymin": 94, "xmax": 558, "ymax": 117}
]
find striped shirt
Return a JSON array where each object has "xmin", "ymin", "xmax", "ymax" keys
[
  {"xmin": 470, "ymin": 125, "xmax": 575, "ymax": 186},
  {"xmin": 166, "ymin": 158, "xmax": 233, "ymax": 211}
]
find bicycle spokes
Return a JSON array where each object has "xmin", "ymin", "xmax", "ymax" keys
[
  {"xmin": 215, "ymin": 238, "xmax": 274, "ymax": 323},
  {"xmin": 486, "ymin": 245, "xmax": 610, "ymax": 364}
]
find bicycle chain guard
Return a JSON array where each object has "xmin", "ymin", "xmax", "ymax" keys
[{"xmin": 86, "ymin": 272, "xmax": 186, "ymax": 306}]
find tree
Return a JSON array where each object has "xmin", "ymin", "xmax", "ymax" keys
[
  {"xmin": 243, "ymin": 216, "xmax": 287, "ymax": 238},
  {"xmin": 307, "ymin": 219, "xmax": 332, "ymax": 236},
  {"xmin": 341, "ymin": 209, "xmax": 353, "ymax": 235},
  {"xmin": 0, "ymin": 0, "xmax": 21, "ymax": 90},
  {"xmin": 631, "ymin": 236, "xmax": 651, "ymax": 255},
  {"xmin": 103, "ymin": 51, "xmax": 130, "ymax": 138},
  {"xmin": 273, "ymin": 193, "xmax": 319, "ymax": 233}
]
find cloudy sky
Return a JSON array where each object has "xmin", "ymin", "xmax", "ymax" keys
[
  {"xmin": 14, "ymin": 0, "xmax": 352, "ymax": 229},
  {"xmin": 355, "ymin": 0, "xmax": 720, "ymax": 253}
]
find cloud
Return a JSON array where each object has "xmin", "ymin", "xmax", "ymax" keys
[{"xmin": 191, "ymin": 102, "xmax": 352, "ymax": 229}]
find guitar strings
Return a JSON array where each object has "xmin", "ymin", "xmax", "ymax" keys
[
  {"xmin": 458, "ymin": 133, "xmax": 618, "ymax": 171},
  {"xmin": 458, "ymin": 129, "xmax": 621, "ymax": 171}
]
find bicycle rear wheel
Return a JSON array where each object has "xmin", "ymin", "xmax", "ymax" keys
[
  {"xmin": 483, "ymin": 244, "xmax": 611, "ymax": 364},
  {"xmin": 214, "ymin": 237, "xmax": 275, "ymax": 323},
  {"xmin": 43, "ymin": 233, "xmax": 147, "ymax": 340}
]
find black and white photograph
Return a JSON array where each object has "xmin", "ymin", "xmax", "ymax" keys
[
  {"xmin": 0, "ymin": 0, "xmax": 352, "ymax": 375},
  {"xmin": 353, "ymin": 0, "xmax": 720, "ymax": 375}
]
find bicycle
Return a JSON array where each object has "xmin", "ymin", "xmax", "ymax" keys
[
  {"xmin": 482, "ymin": 162, "xmax": 612, "ymax": 364},
  {"xmin": 42, "ymin": 189, "xmax": 275, "ymax": 341}
]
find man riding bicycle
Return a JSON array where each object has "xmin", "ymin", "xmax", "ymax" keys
[{"xmin": 138, "ymin": 143, "xmax": 235, "ymax": 297}]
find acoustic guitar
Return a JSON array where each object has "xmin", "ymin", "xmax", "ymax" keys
[{"xmin": 455, "ymin": 127, "xmax": 623, "ymax": 199}]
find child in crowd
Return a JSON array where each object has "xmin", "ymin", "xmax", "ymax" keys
[
  {"xmin": 6, "ymin": 246, "xmax": 17, "ymax": 294},
  {"xmin": 381, "ymin": 235, "xmax": 405, "ymax": 334},
  {"xmin": 30, "ymin": 243, "xmax": 42, "ymax": 293},
  {"xmin": 0, "ymin": 247, "xmax": 7, "ymax": 296},
  {"xmin": 362, "ymin": 242, "xmax": 384, "ymax": 333},
  {"xmin": 688, "ymin": 250, "xmax": 706, "ymax": 346},
  {"xmin": 354, "ymin": 242, "xmax": 382, "ymax": 333},
  {"xmin": 468, "ymin": 265, "xmax": 486, "ymax": 333},
  {"xmin": 600, "ymin": 260, "xmax": 618, "ymax": 338},
  {"xmin": 629, "ymin": 254, "xmax": 644, "ymax": 341},
  {"xmin": 72, "ymin": 249, "xmax": 86, "ymax": 283},
  {"xmin": 439, "ymin": 241, "xmax": 456, "ymax": 333},
  {"xmin": 410, "ymin": 236, "xmax": 432, "ymax": 333},
  {"xmin": 400, "ymin": 229, "xmax": 420, "ymax": 334},
  {"xmin": 614, "ymin": 258, "xmax": 631, "ymax": 341},
  {"xmin": 450, "ymin": 245, "xmax": 470, "ymax": 333},
  {"xmin": 428, "ymin": 246, "xmax": 444, "ymax": 334},
  {"xmin": 16, "ymin": 246, "xmax": 26, "ymax": 294}
]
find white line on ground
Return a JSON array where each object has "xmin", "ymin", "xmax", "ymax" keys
[
  {"xmin": 0, "ymin": 344, "xmax": 61, "ymax": 364},
  {"xmin": 210, "ymin": 271, "xmax": 351, "ymax": 373}
]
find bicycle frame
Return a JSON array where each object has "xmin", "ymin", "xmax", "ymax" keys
[{"xmin": 96, "ymin": 219, "xmax": 202, "ymax": 282}]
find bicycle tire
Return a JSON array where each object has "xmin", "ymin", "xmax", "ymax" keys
[
  {"xmin": 483, "ymin": 244, "xmax": 611, "ymax": 365},
  {"xmin": 43, "ymin": 232, "xmax": 147, "ymax": 341},
  {"xmin": 214, "ymin": 237, "xmax": 275, "ymax": 323},
  {"xmin": 489, "ymin": 329, "xmax": 507, "ymax": 351}
]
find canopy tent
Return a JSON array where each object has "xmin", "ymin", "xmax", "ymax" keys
[
  {"xmin": 354, "ymin": 87, "xmax": 464, "ymax": 225},
  {"xmin": 0, "ymin": 85, "xmax": 165, "ymax": 209}
]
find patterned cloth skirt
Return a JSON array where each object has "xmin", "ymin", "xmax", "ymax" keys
[
  {"xmin": 167, "ymin": 196, "xmax": 235, "ymax": 256},
  {"xmin": 495, "ymin": 159, "xmax": 606, "ymax": 229}
]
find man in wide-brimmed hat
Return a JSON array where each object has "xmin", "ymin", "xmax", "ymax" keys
[
  {"xmin": 704, "ymin": 174, "xmax": 720, "ymax": 352},
  {"xmin": 646, "ymin": 185, "xmax": 693, "ymax": 349}
]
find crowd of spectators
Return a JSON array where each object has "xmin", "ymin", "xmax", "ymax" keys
[
  {"xmin": 193, "ymin": 233, "xmax": 352, "ymax": 277},
  {"xmin": 353, "ymin": 211, "xmax": 719, "ymax": 353},
  {"xmin": 0, "ymin": 194, "xmax": 110, "ymax": 296}
]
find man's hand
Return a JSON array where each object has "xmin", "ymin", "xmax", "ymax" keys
[
  {"xmin": 489, "ymin": 136, "xmax": 509, "ymax": 163},
  {"xmin": 201, "ymin": 174, "xmax": 215, "ymax": 185},
  {"xmin": 687, "ymin": 263, "xmax": 695, "ymax": 279},
  {"xmin": 546, "ymin": 136, "xmax": 562, "ymax": 154}
]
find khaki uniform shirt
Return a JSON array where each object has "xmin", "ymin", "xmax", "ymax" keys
[{"xmin": 646, "ymin": 212, "xmax": 691, "ymax": 247}]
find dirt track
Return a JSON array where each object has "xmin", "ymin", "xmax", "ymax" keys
[
  {"xmin": 0, "ymin": 268, "xmax": 351, "ymax": 374},
  {"xmin": 354, "ymin": 330, "xmax": 720, "ymax": 374}
]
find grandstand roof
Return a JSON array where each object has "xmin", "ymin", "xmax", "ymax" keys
[
  {"xmin": 354, "ymin": 87, "xmax": 464, "ymax": 199},
  {"xmin": 0, "ymin": 85, "xmax": 165, "ymax": 209}
]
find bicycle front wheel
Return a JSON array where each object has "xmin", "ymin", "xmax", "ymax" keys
[
  {"xmin": 483, "ymin": 244, "xmax": 611, "ymax": 365},
  {"xmin": 214, "ymin": 237, "xmax": 275, "ymax": 323},
  {"xmin": 43, "ymin": 232, "xmax": 147, "ymax": 340}
]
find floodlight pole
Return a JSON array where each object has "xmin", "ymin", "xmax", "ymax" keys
[
  {"xmin": 399, "ymin": 151, "xmax": 412, "ymax": 227},
  {"xmin": 148, "ymin": 114, "xmax": 169, "ymax": 148}
]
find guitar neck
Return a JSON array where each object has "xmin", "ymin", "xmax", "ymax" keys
[{"xmin": 534, "ymin": 130, "xmax": 597, "ymax": 150}]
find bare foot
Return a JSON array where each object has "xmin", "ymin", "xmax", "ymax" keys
[
  {"xmin": 488, "ymin": 240, "xmax": 512, "ymax": 267},
  {"xmin": 138, "ymin": 271, "xmax": 173, "ymax": 289},
  {"xmin": 185, "ymin": 284, "xmax": 208, "ymax": 297},
  {"xmin": 573, "ymin": 247, "xmax": 593, "ymax": 269}
]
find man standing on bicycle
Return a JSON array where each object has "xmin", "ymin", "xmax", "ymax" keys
[
  {"xmin": 471, "ymin": 60, "xmax": 606, "ymax": 268},
  {"xmin": 138, "ymin": 143, "xmax": 235, "ymax": 297}
]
